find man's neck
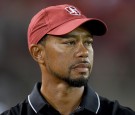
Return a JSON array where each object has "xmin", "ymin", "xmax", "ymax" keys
[{"xmin": 41, "ymin": 81, "xmax": 84, "ymax": 115}]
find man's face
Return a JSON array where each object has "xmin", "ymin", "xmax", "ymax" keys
[{"xmin": 42, "ymin": 26, "xmax": 94, "ymax": 87}]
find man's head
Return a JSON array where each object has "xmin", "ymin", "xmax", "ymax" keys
[
  {"xmin": 28, "ymin": 4, "xmax": 107, "ymax": 87},
  {"xmin": 27, "ymin": 4, "xmax": 107, "ymax": 49}
]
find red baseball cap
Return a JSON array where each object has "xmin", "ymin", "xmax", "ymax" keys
[{"xmin": 28, "ymin": 4, "xmax": 107, "ymax": 48}]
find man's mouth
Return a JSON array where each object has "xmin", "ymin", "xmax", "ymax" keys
[{"xmin": 72, "ymin": 62, "xmax": 90, "ymax": 73}]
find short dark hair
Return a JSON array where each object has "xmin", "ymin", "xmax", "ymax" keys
[{"xmin": 38, "ymin": 34, "xmax": 48, "ymax": 45}]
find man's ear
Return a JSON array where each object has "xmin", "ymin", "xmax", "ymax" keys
[{"xmin": 29, "ymin": 44, "xmax": 45, "ymax": 64}]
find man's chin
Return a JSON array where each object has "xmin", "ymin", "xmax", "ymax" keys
[{"xmin": 64, "ymin": 77, "xmax": 89, "ymax": 87}]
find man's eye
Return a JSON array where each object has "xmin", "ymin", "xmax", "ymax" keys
[
  {"xmin": 84, "ymin": 41, "xmax": 93, "ymax": 46},
  {"xmin": 65, "ymin": 41, "xmax": 76, "ymax": 45}
]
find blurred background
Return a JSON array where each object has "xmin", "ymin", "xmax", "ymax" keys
[{"xmin": 0, "ymin": 0, "xmax": 135, "ymax": 113}]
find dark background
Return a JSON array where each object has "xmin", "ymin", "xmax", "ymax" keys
[{"xmin": 0, "ymin": 0, "xmax": 135, "ymax": 113}]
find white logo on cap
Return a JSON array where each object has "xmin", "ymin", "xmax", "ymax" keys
[{"xmin": 65, "ymin": 6, "xmax": 81, "ymax": 16}]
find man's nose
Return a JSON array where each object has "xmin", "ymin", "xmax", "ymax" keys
[{"xmin": 75, "ymin": 43, "xmax": 89, "ymax": 58}]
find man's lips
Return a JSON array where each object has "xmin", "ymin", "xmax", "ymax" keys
[{"xmin": 71, "ymin": 62, "xmax": 90, "ymax": 73}]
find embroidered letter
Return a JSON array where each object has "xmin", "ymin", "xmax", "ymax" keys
[{"xmin": 65, "ymin": 6, "xmax": 81, "ymax": 15}]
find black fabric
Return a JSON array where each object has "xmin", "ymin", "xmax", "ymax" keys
[{"xmin": 1, "ymin": 82, "xmax": 135, "ymax": 115}]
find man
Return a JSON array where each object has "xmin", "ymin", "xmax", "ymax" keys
[{"xmin": 1, "ymin": 4, "xmax": 135, "ymax": 115}]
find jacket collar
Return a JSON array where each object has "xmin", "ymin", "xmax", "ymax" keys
[{"xmin": 28, "ymin": 82, "xmax": 100, "ymax": 114}]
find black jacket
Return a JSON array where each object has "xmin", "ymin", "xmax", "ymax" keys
[{"xmin": 1, "ymin": 83, "xmax": 135, "ymax": 115}]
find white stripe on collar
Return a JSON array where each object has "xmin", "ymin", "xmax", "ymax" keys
[
  {"xmin": 28, "ymin": 95, "xmax": 37, "ymax": 113},
  {"xmin": 28, "ymin": 92, "xmax": 100, "ymax": 114},
  {"xmin": 95, "ymin": 92, "xmax": 100, "ymax": 114}
]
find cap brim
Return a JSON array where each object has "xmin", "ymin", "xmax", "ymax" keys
[{"xmin": 48, "ymin": 18, "xmax": 107, "ymax": 36}]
